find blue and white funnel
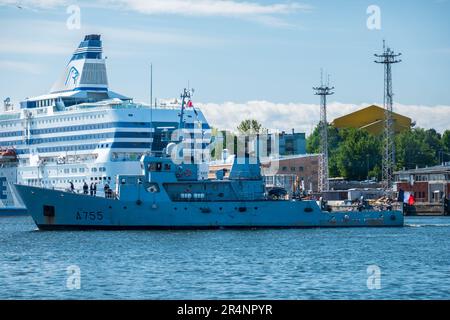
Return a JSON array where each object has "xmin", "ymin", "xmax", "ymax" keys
[{"xmin": 50, "ymin": 34, "xmax": 108, "ymax": 94}]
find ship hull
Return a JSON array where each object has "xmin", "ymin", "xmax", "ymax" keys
[{"xmin": 15, "ymin": 184, "xmax": 404, "ymax": 230}]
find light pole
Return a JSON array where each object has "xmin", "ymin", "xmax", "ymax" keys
[{"xmin": 366, "ymin": 154, "xmax": 370, "ymax": 181}]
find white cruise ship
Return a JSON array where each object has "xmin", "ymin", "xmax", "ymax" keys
[{"xmin": 0, "ymin": 34, "xmax": 210, "ymax": 214}]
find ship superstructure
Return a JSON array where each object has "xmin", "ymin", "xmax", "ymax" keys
[{"xmin": 0, "ymin": 35, "xmax": 210, "ymax": 211}]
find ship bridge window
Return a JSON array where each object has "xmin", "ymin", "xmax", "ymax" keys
[{"xmin": 148, "ymin": 162, "xmax": 163, "ymax": 172}]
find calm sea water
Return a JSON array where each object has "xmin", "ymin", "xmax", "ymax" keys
[{"xmin": 0, "ymin": 216, "xmax": 449, "ymax": 300}]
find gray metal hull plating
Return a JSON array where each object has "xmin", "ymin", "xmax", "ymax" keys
[{"xmin": 15, "ymin": 185, "xmax": 404, "ymax": 230}]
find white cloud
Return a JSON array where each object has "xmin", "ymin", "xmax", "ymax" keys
[
  {"xmin": 395, "ymin": 103, "xmax": 450, "ymax": 134},
  {"xmin": 197, "ymin": 101, "xmax": 450, "ymax": 134},
  {"xmin": 0, "ymin": 0, "xmax": 67, "ymax": 8},
  {"xmin": 1, "ymin": 0, "xmax": 309, "ymax": 26},
  {"xmin": 104, "ymin": 0, "xmax": 309, "ymax": 17},
  {"xmin": 0, "ymin": 60, "xmax": 43, "ymax": 74}
]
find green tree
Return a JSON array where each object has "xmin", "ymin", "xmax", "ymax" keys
[
  {"xmin": 237, "ymin": 119, "xmax": 264, "ymax": 134},
  {"xmin": 335, "ymin": 128, "xmax": 382, "ymax": 181},
  {"xmin": 395, "ymin": 128, "xmax": 437, "ymax": 170},
  {"xmin": 306, "ymin": 124, "xmax": 343, "ymax": 178},
  {"xmin": 424, "ymin": 129, "xmax": 442, "ymax": 162},
  {"xmin": 306, "ymin": 123, "xmax": 447, "ymax": 181},
  {"xmin": 440, "ymin": 130, "xmax": 450, "ymax": 163}
]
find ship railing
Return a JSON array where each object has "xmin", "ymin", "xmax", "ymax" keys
[
  {"xmin": 68, "ymin": 102, "xmax": 180, "ymax": 111},
  {"xmin": 34, "ymin": 185, "xmax": 118, "ymax": 199}
]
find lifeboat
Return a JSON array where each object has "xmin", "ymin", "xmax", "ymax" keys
[{"xmin": 0, "ymin": 148, "xmax": 18, "ymax": 162}]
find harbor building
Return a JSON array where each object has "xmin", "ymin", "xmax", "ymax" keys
[
  {"xmin": 263, "ymin": 154, "xmax": 319, "ymax": 193},
  {"xmin": 332, "ymin": 105, "xmax": 412, "ymax": 135},
  {"xmin": 269, "ymin": 129, "xmax": 306, "ymax": 156},
  {"xmin": 394, "ymin": 163, "xmax": 450, "ymax": 203}
]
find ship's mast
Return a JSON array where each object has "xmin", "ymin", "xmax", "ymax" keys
[
  {"xmin": 177, "ymin": 88, "xmax": 195, "ymax": 164},
  {"xmin": 178, "ymin": 88, "xmax": 193, "ymax": 137},
  {"xmin": 313, "ymin": 71, "xmax": 334, "ymax": 193},
  {"xmin": 150, "ymin": 63, "xmax": 153, "ymax": 108},
  {"xmin": 375, "ymin": 41, "xmax": 402, "ymax": 190},
  {"xmin": 149, "ymin": 63, "xmax": 154, "ymax": 132}
]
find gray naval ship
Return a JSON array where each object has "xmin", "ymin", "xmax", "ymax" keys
[{"xmin": 15, "ymin": 89, "xmax": 404, "ymax": 230}]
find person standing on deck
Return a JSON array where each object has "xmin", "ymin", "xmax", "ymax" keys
[
  {"xmin": 83, "ymin": 182, "xmax": 89, "ymax": 195},
  {"xmin": 104, "ymin": 183, "xmax": 110, "ymax": 198}
]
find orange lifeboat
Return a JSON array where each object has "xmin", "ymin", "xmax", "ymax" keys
[{"xmin": 0, "ymin": 148, "xmax": 18, "ymax": 162}]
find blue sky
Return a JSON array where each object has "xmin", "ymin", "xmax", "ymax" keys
[{"xmin": 0, "ymin": 0, "xmax": 449, "ymax": 132}]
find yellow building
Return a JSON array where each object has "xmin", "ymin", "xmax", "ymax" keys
[{"xmin": 331, "ymin": 105, "xmax": 412, "ymax": 135}]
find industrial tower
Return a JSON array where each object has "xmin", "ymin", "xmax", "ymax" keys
[
  {"xmin": 374, "ymin": 41, "xmax": 402, "ymax": 190},
  {"xmin": 313, "ymin": 73, "xmax": 334, "ymax": 193}
]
